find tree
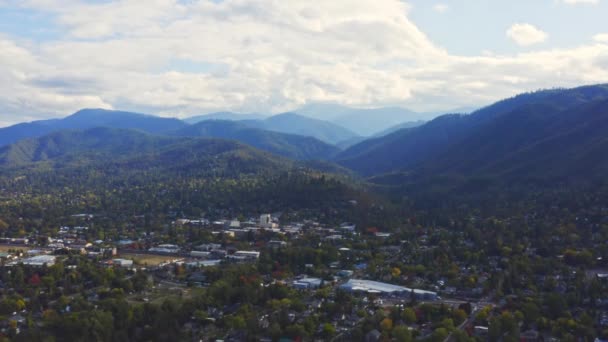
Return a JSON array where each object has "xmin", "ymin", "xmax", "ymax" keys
[
  {"xmin": 380, "ymin": 318, "xmax": 393, "ymax": 332},
  {"xmin": 402, "ymin": 307, "xmax": 417, "ymax": 324},
  {"xmin": 322, "ymin": 323, "xmax": 336, "ymax": 338},
  {"xmin": 452, "ymin": 309, "xmax": 468, "ymax": 325},
  {"xmin": 431, "ymin": 328, "xmax": 449, "ymax": 342},
  {"xmin": 452, "ymin": 329, "xmax": 473, "ymax": 342},
  {"xmin": 0, "ymin": 218, "xmax": 8, "ymax": 231},
  {"xmin": 393, "ymin": 326, "xmax": 412, "ymax": 342}
]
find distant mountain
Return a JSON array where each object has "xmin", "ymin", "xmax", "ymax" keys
[
  {"xmin": 243, "ymin": 112, "xmax": 359, "ymax": 145},
  {"xmin": 297, "ymin": 104, "xmax": 427, "ymax": 136},
  {"xmin": 336, "ymin": 84, "xmax": 608, "ymax": 180},
  {"xmin": 0, "ymin": 108, "xmax": 187, "ymax": 147},
  {"xmin": 184, "ymin": 112, "xmax": 266, "ymax": 124},
  {"xmin": 169, "ymin": 120, "xmax": 339, "ymax": 160},
  {"xmin": 0, "ymin": 127, "xmax": 180, "ymax": 167},
  {"xmin": 373, "ymin": 120, "xmax": 427, "ymax": 137}
]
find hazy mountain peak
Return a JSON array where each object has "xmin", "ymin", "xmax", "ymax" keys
[{"xmin": 185, "ymin": 111, "xmax": 266, "ymax": 124}]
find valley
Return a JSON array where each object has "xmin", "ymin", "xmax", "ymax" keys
[{"xmin": 1, "ymin": 84, "xmax": 608, "ymax": 341}]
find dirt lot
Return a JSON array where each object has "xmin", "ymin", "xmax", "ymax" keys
[
  {"xmin": 119, "ymin": 253, "xmax": 181, "ymax": 266},
  {"xmin": 0, "ymin": 244, "xmax": 33, "ymax": 253}
]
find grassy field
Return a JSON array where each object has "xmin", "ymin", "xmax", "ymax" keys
[
  {"xmin": 120, "ymin": 253, "xmax": 181, "ymax": 266},
  {"xmin": 0, "ymin": 245, "xmax": 33, "ymax": 253}
]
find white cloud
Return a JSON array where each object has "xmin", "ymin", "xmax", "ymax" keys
[
  {"xmin": 0, "ymin": 1, "xmax": 607, "ymax": 125},
  {"xmin": 506, "ymin": 23, "xmax": 548, "ymax": 46},
  {"xmin": 433, "ymin": 4, "xmax": 449, "ymax": 13},
  {"xmin": 594, "ymin": 33, "xmax": 608, "ymax": 43},
  {"xmin": 560, "ymin": 0, "xmax": 599, "ymax": 5}
]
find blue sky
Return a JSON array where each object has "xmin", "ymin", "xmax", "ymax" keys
[
  {"xmin": 0, "ymin": 0, "xmax": 607, "ymax": 126},
  {"xmin": 408, "ymin": 0, "xmax": 608, "ymax": 55}
]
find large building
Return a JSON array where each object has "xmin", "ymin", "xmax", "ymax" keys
[
  {"xmin": 293, "ymin": 278, "xmax": 323, "ymax": 289},
  {"xmin": 111, "ymin": 258, "xmax": 133, "ymax": 267},
  {"xmin": 339, "ymin": 279, "xmax": 437, "ymax": 301},
  {"xmin": 11, "ymin": 255, "xmax": 56, "ymax": 267},
  {"xmin": 148, "ymin": 244, "xmax": 180, "ymax": 254}
]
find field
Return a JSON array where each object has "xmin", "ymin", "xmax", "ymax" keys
[
  {"xmin": 0, "ymin": 244, "xmax": 33, "ymax": 253},
  {"xmin": 119, "ymin": 253, "xmax": 182, "ymax": 266}
]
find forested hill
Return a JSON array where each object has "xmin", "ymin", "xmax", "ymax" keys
[
  {"xmin": 0, "ymin": 127, "xmax": 293, "ymax": 172},
  {"xmin": 0, "ymin": 127, "xmax": 388, "ymax": 225},
  {"xmin": 419, "ymin": 98, "xmax": 608, "ymax": 181},
  {"xmin": 0, "ymin": 109, "xmax": 349, "ymax": 161},
  {"xmin": 336, "ymin": 84, "xmax": 608, "ymax": 183},
  {"xmin": 169, "ymin": 120, "xmax": 339, "ymax": 160}
]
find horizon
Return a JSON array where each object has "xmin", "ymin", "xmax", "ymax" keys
[
  {"xmin": 1, "ymin": 1, "xmax": 608, "ymax": 126},
  {"xmin": 3, "ymin": 81, "xmax": 606, "ymax": 129},
  {"xmin": 0, "ymin": 102, "xmax": 456, "ymax": 129}
]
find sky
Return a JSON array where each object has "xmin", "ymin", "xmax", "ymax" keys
[{"xmin": 0, "ymin": 0, "xmax": 607, "ymax": 126}]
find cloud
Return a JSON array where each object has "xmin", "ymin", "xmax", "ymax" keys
[
  {"xmin": 0, "ymin": 1, "xmax": 607, "ymax": 126},
  {"xmin": 560, "ymin": 0, "xmax": 599, "ymax": 4},
  {"xmin": 506, "ymin": 23, "xmax": 548, "ymax": 46},
  {"xmin": 433, "ymin": 4, "xmax": 449, "ymax": 13},
  {"xmin": 594, "ymin": 33, "xmax": 608, "ymax": 43}
]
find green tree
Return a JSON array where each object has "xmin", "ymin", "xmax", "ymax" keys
[
  {"xmin": 393, "ymin": 325, "xmax": 412, "ymax": 342},
  {"xmin": 402, "ymin": 307, "xmax": 417, "ymax": 324}
]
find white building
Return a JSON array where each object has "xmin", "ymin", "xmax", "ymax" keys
[
  {"xmin": 293, "ymin": 278, "xmax": 323, "ymax": 289},
  {"xmin": 149, "ymin": 244, "xmax": 180, "ymax": 254},
  {"xmin": 260, "ymin": 214, "xmax": 273, "ymax": 228},
  {"xmin": 17, "ymin": 255, "xmax": 56, "ymax": 267},
  {"xmin": 190, "ymin": 251, "xmax": 211, "ymax": 258},
  {"xmin": 233, "ymin": 251, "xmax": 260, "ymax": 259},
  {"xmin": 112, "ymin": 258, "xmax": 133, "ymax": 267},
  {"xmin": 339, "ymin": 279, "xmax": 437, "ymax": 300}
]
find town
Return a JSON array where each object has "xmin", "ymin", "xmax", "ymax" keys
[{"xmin": 3, "ymin": 197, "xmax": 608, "ymax": 341}]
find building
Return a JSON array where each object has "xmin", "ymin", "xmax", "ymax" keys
[
  {"xmin": 293, "ymin": 278, "xmax": 323, "ymax": 289},
  {"xmin": 15, "ymin": 255, "xmax": 56, "ymax": 267},
  {"xmin": 336, "ymin": 270, "xmax": 354, "ymax": 278},
  {"xmin": 339, "ymin": 279, "xmax": 437, "ymax": 300},
  {"xmin": 148, "ymin": 244, "xmax": 180, "ymax": 254},
  {"xmin": 194, "ymin": 243, "xmax": 222, "ymax": 251},
  {"xmin": 190, "ymin": 251, "xmax": 211, "ymax": 258},
  {"xmin": 473, "ymin": 326, "xmax": 489, "ymax": 337},
  {"xmin": 340, "ymin": 223, "xmax": 356, "ymax": 232},
  {"xmin": 111, "ymin": 258, "xmax": 133, "ymax": 267},
  {"xmin": 233, "ymin": 251, "xmax": 260, "ymax": 259},
  {"xmin": 260, "ymin": 214, "xmax": 272, "ymax": 228},
  {"xmin": 268, "ymin": 240, "xmax": 287, "ymax": 249},
  {"xmin": 185, "ymin": 259, "xmax": 222, "ymax": 268}
]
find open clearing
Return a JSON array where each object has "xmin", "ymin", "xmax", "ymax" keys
[
  {"xmin": 0, "ymin": 244, "xmax": 33, "ymax": 253},
  {"xmin": 119, "ymin": 253, "xmax": 181, "ymax": 266}
]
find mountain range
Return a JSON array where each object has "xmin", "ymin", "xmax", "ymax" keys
[
  {"xmin": 295, "ymin": 103, "xmax": 429, "ymax": 136},
  {"xmin": 183, "ymin": 104, "xmax": 435, "ymax": 137},
  {"xmin": 336, "ymin": 84, "xmax": 608, "ymax": 184},
  {"xmin": 184, "ymin": 112, "xmax": 266, "ymax": 124},
  {"xmin": 3, "ymin": 83, "xmax": 608, "ymax": 190},
  {"xmin": 0, "ymin": 108, "xmax": 187, "ymax": 147},
  {"xmin": 169, "ymin": 120, "xmax": 339, "ymax": 160}
]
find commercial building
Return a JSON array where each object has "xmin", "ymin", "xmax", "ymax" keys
[
  {"xmin": 233, "ymin": 251, "xmax": 260, "ymax": 259},
  {"xmin": 293, "ymin": 278, "xmax": 323, "ymax": 289},
  {"xmin": 339, "ymin": 279, "xmax": 437, "ymax": 300},
  {"xmin": 111, "ymin": 258, "xmax": 133, "ymax": 267},
  {"xmin": 148, "ymin": 244, "xmax": 180, "ymax": 254},
  {"xmin": 13, "ymin": 255, "xmax": 56, "ymax": 267}
]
